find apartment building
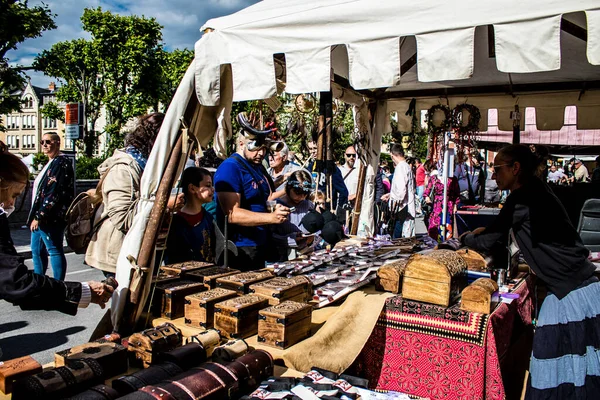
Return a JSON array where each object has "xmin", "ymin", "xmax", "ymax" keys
[{"xmin": 0, "ymin": 80, "xmax": 69, "ymax": 155}]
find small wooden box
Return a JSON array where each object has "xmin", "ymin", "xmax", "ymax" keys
[
  {"xmin": 160, "ymin": 261, "xmax": 215, "ymax": 276},
  {"xmin": 214, "ymin": 295, "xmax": 269, "ymax": 339},
  {"xmin": 249, "ymin": 276, "xmax": 312, "ymax": 305},
  {"xmin": 217, "ymin": 271, "xmax": 274, "ymax": 294},
  {"xmin": 0, "ymin": 356, "xmax": 42, "ymax": 394},
  {"xmin": 155, "ymin": 279, "xmax": 207, "ymax": 319},
  {"xmin": 461, "ymin": 278, "xmax": 499, "ymax": 314},
  {"xmin": 184, "ymin": 288, "xmax": 238, "ymax": 329},
  {"xmin": 184, "ymin": 329, "xmax": 222, "ymax": 357},
  {"xmin": 402, "ymin": 250, "xmax": 468, "ymax": 307},
  {"xmin": 126, "ymin": 323, "xmax": 182, "ymax": 368},
  {"xmin": 456, "ymin": 248, "xmax": 492, "ymax": 271},
  {"xmin": 375, "ymin": 259, "xmax": 408, "ymax": 294},
  {"xmin": 185, "ymin": 266, "xmax": 241, "ymax": 289},
  {"xmin": 258, "ymin": 301, "xmax": 313, "ymax": 349},
  {"xmin": 55, "ymin": 341, "xmax": 128, "ymax": 378}
]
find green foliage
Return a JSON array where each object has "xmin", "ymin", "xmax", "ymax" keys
[
  {"xmin": 31, "ymin": 152, "xmax": 48, "ymax": 171},
  {"xmin": 0, "ymin": 0, "xmax": 56, "ymax": 130},
  {"xmin": 40, "ymin": 101, "xmax": 64, "ymax": 122},
  {"xmin": 75, "ymin": 155, "xmax": 105, "ymax": 179},
  {"xmin": 81, "ymin": 7, "xmax": 164, "ymax": 131},
  {"xmin": 157, "ymin": 48, "xmax": 194, "ymax": 110}
]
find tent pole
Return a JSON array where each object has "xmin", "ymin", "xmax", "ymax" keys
[
  {"xmin": 120, "ymin": 132, "xmax": 184, "ymax": 334},
  {"xmin": 350, "ymin": 163, "xmax": 367, "ymax": 235},
  {"xmin": 441, "ymin": 131, "xmax": 451, "ymax": 241},
  {"xmin": 512, "ymin": 104, "xmax": 521, "ymax": 144}
]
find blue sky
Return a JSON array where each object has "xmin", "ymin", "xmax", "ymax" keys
[{"xmin": 9, "ymin": 0, "xmax": 260, "ymax": 88}]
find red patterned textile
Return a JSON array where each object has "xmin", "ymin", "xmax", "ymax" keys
[{"xmin": 353, "ymin": 276, "xmax": 533, "ymax": 400}]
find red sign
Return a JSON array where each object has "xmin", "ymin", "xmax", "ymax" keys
[{"xmin": 65, "ymin": 103, "xmax": 80, "ymax": 125}]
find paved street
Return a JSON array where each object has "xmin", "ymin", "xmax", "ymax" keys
[{"xmin": 0, "ymin": 252, "xmax": 108, "ymax": 365}]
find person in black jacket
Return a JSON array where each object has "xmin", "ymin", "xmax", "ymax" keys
[
  {"xmin": 460, "ymin": 144, "xmax": 599, "ymax": 399},
  {"xmin": 0, "ymin": 141, "xmax": 113, "ymax": 316},
  {"xmin": 28, "ymin": 132, "xmax": 74, "ymax": 280}
]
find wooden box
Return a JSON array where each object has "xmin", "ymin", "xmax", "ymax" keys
[
  {"xmin": 184, "ymin": 288, "xmax": 238, "ymax": 329},
  {"xmin": 0, "ymin": 356, "xmax": 42, "ymax": 394},
  {"xmin": 185, "ymin": 266, "xmax": 241, "ymax": 289},
  {"xmin": 155, "ymin": 279, "xmax": 206, "ymax": 319},
  {"xmin": 456, "ymin": 248, "xmax": 492, "ymax": 271},
  {"xmin": 402, "ymin": 250, "xmax": 468, "ymax": 307},
  {"xmin": 160, "ymin": 261, "xmax": 215, "ymax": 276},
  {"xmin": 126, "ymin": 322, "xmax": 182, "ymax": 368},
  {"xmin": 375, "ymin": 259, "xmax": 408, "ymax": 294},
  {"xmin": 217, "ymin": 271, "xmax": 274, "ymax": 294},
  {"xmin": 55, "ymin": 341, "xmax": 128, "ymax": 378},
  {"xmin": 257, "ymin": 301, "xmax": 312, "ymax": 349},
  {"xmin": 214, "ymin": 295, "xmax": 269, "ymax": 339},
  {"xmin": 184, "ymin": 329, "xmax": 222, "ymax": 357},
  {"xmin": 461, "ymin": 278, "xmax": 499, "ymax": 314},
  {"xmin": 249, "ymin": 276, "xmax": 312, "ymax": 305}
]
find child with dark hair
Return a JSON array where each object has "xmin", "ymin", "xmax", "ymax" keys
[{"xmin": 165, "ymin": 167, "xmax": 215, "ymax": 264}]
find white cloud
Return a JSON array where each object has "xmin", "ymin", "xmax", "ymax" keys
[{"xmin": 8, "ymin": 0, "xmax": 259, "ymax": 88}]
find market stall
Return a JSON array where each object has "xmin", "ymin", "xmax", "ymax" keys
[{"xmin": 83, "ymin": 0, "xmax": 600, "ymax": 398}]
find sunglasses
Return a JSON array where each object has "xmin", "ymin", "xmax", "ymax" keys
[
  {"xmin": 345, "ymin": 153, "xmax": 357, "ymax": 158},
  {"xmin": 40, "ymin": 140, "xmax": 56, "ymax": 145}
]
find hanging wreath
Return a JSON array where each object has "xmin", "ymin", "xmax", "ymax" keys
[
  {"xmin": 425, "ymin": 104, "xmax": 452, "ymax": 135},
  {"xmin": 452, "ymin": 103, "xmax": 481, "ymax": 135}
]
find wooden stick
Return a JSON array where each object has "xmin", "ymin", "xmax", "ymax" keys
[{"xmin": 350, "ymin": 162, "xmax": 368, "ymax": 235}]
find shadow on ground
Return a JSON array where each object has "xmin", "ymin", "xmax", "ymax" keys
[{"xmin": 0, "ymin": 326, "xmax": 86, "ymax": 360}]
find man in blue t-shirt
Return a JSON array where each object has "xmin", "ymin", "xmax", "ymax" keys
[{"xmin": 214, "ymin": 114, "xmax": 290, "ymax": 270}]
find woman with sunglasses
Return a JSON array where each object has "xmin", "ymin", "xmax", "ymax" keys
[
  {"xmin": 460, "ymin": 144, "xmax": 599, "ymax": 399},
  {"xmin": 29, "ymin": 132, "xmax": 74, "ymax": 281},
  {"xmin": 271, "ymin": 170, "xmax": 315, "ymax": 260},
  {"xmin": 0, "ymin": 141, "xmax": 114, "ymax": 316}
]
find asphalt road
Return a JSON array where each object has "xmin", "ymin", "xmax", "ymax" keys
[{"xmin": 0, "ymin": 253, "xmax": 109, "ymax": 365}]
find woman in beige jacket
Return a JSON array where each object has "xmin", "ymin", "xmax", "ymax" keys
[{"xmin": 85, "ymin": 113, "xmax": 164, "ymax": 276}]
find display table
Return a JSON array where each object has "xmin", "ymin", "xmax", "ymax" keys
[{"xmin": 352, "ymin": 275, "xmax": 534, "ymax": 400}]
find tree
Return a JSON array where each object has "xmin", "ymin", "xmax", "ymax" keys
[
  {"xmin": 81, "ymin": 7, "xmax": 164, "ymax": 148},
  {"xmin": 35, "ymin": 39, "xmax": 104, "ymax": 156},
  {"xmin": 157, "ymin": 48, "xmax": 194, "ymax": 110},
  {"xmin": 0, "ymin": 0, "xmax": 55, "ymax": 130}
]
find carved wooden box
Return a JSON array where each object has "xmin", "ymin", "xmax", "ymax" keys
[
  {"xmin": 126, "ymin": 323, "xmax": 182, "ymax": 368},
  {"xmin": 375, "ymin": 259, "xmax": 408, "ymax": 294},
  {"xmin": 249, "ymin": 276, "xmax": 312, "ymax": 305},
  {"xmin": 461, "ymin": 278, "xmax": 499, "ymax": 314},
  {"xmin": 214, "ymin": 295, "xmax": 269, "ymax": 339},
  {"xmin": 217, "ymin": 271, "xmax": 274, "ymax": 294},
  {"xmin": 185, "ymin": 266, "xmax": 241, "ymax": 289},
  {"xmin": 55, "ymin": 341, "xmax": 128, "ymax": 378},
  {"xmin": 402, "ymin": 250, "xmax": 468, "ymax": 307},
  {"xmin": 155, "ymin": 279, "xmax": 206, "ymax": 319},
  {"xmin": 257, "ymin": 301, "xmax": 313, "ymax": 349},
  {"xmin": 184, "ymin": 288, "xmax": 238, "ymax": 329},
  {"xmin": 160, "ymin": 261, "xmax": 215, "ymax": 276},
  {"xmin": 0, "ymin": 356, "xmax": 42, "ymax": 394},
  {"xmin": 456, "ymin": 248, "xmax": 493, "ymax": 271},
  {"xmin": 184, "ymin": 329, "xmax": 221, "ymax": 357}
]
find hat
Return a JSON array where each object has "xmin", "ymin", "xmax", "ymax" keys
[
  {"xmin": 321, "ymin": 220, "xmax": 347, "ymax": 247},
  {"xmin": 300, "ymin": 210, "xmax": 324, "ymax": 233},
  {"xmin": 237, "ymin": 113, "xmax": 283, "ymax": 152}
]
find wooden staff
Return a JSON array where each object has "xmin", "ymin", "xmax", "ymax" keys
[{"xmin": 350, "ymin": 162, "xmax": 367, "ymax": 235}]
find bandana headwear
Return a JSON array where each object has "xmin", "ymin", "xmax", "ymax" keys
[
  {"xmin": 237, "ymin": 113, "xmax": 283, "ymax": 152},
  {"xmin": 286, "ymin": 177, "xmax": 314, "ymax": 193}
]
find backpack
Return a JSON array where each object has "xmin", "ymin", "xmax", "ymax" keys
[{"xmin": 64, "ymin": 167, "xmax": 112, "ymax": 254}]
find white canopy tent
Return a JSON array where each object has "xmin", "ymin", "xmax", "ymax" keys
[{"xmin": 111, "ymin": 0, "xmax": 600, "ymax": 329}]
